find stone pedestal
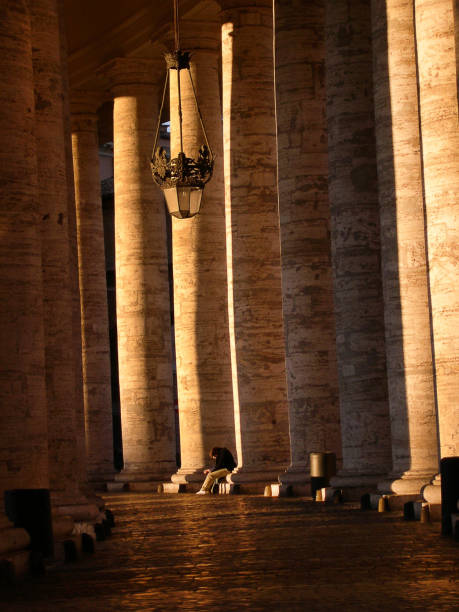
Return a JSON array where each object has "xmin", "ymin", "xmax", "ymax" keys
[
  {"xmin": 371, "ymin": 0, "xmax": 438, "ymax": 495},
  {"xmin": 220, "ymin": 0, "xmax": 290, "ymax": 484},
  {"xmin": 416, "ymin": 0, "xmax": 459, "ymax": 464},
  {"xmin": 168, "ymin": 18, "xmax": 236, "ymax": 485},
  {"xmin": 325, "ymin": 0, "xmax": 392, "ymax": 490},
  {"xmin": 274, "ymin": 0, "xmax": 341, "ymax": 490},
  {"xmin": 104, "ymin": 58, "xmax": 177, "ymax": 482},
  {"xmin": 71, "ymin": 92, "xmax": 115, "ymax": 485}
]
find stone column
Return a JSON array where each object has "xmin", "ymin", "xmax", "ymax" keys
[
  {"xmin": 372, "ymin": 0, "xmax": 438, "ymax": 495},
  {"xmin": 71, "ymin": 91, "xmax": 115, "ymax": 485},
  {"xmin": 168, "ymin": 19, "xmax": 236, "ymax": 485},
  {"xmin": 415, "ymin": 0, "xmax": 459, "ymax": 502},
  {"xmin": 0, "ymin": 0, "xmax": 48, "ymax": 565},
  {"xmin": 325, "ymin": 0, "xmax": 392, "ymax": 493},
  {"xmin": 220, "ymin": 0, "xmax": 290, "ymax": 486},
  {"xmin": 274, "ymin": 0, "xmax": 341, "ymax": 490},
  {"xmin": 104, "ymin": 58, "xmax": 177, "ymax": 483},
  {"xmin": 58, "ymin": 5, "xmax": 89, "ymax": 499},
  {"xmin": 31, "ymin": 0, "xmax": 93, "ymax": 513}
]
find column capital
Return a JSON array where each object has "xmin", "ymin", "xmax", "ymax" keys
[
  {"xmin": 175, "ymin": 19, "xmax": 221, "ymax": 54},
  {"xmin": 70, "ymin": 90, "xmax": 106, "ymax": 132},
  {"xmin": 97, "ymin": 57, "xmax": 164, "ymax": 97}
]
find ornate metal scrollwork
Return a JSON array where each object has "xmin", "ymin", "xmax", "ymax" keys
[{"xmin": 150, "ymin": 145, "xmax": 214, "ymax": 190}]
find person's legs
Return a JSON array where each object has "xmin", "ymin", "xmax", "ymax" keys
[{"xmin": 197, "ymin": 468, "xmax": 230, "ymax": 493}]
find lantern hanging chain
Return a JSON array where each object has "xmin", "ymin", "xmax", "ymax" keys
[
  {"xmin": 173, "ymin": 0, "xmax": 180, "ymax": 51},
  {"xmin": 173, "ymin": 0, "xmax": 184, "ymax": 155}
]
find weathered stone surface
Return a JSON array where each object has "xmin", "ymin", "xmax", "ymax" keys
[
  {"xmin": 325, "ymin": 0, "xmax": 392, "ymax": 488},
  {"xmin": 32, "ymin": 0, "xmax": 83, "ymax": 507},
  {"xmin": 275, "ymin": 0, "xmax": 341, "ymax": 487},
  {"xmin": 415, "ymin": 0, "xmax": 459, "ymax": 461},
  {"xmin": 0, "ymin": 0, "xmax": 49, "ymax": 498},
  {"xmin": 71, "ymin": 92, "xmax": 115, "ymax": 484},
  {"xmin": 221, "ymin": 0, "xmax": 290, "ymax": 482},
  {"xmin": 58, "ymin": 2, "xmax": 88, "ymax": 499},
  {"xmin": 168, "ymin": 15, "xmax": 236, "ymax": 484},
  {"xmin": 372, "ymin": 0, "xmax": 438, "ymax": 495},
  {"xmin": 105, "ymin": 58, "xmax": 177, "ymax": 481}
]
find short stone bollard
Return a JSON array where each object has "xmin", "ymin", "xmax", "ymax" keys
[
  {"xmin": 440, "ymin": 456, "xmax": 459, "ymax": 536},
  {"xmin": 404, "ymin": 501, "xmax": 415, "ymax": 520},
  {"xmin": 377, "ymin": 496, "xmax": 389, "ymax": 513},
  {"xmin": 360, "ymin": 493, "xmax": 372, "ymax": 510},
  {"xmin": 420, "ymin": 504, "xmax": 430, "ymax": 523}
]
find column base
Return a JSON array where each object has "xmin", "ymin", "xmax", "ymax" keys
[
  {"xmin": 87, "ymin": 469, "xmax": 117, "ymax": 490},
  {"xmin": 52, "ymin": 491, "xmax": 102, "ymax": 523},
  {"xmin": 378, "ymin": 470, "xmax": 436, "ymax": 496},
  {"xmin": 170, "ymin": 468, "xmax": 206, "ymax": 484},
  {"xmin": 422, "ymin": 473, "xmax": 442, "ymax": 504},
  {"xmin": 278, "ymin": 464, "xmax": 311, "ymax": 496},
  {"xmin": 115, "ymin": 464, "xmax": 177, "ymax": 485},
  {"xmin": 330, "ymin": 471, "xmax": 387, "ymax": 500},
  {"xmin": 227, "ymin": 467, "xmax": 287, "ymax": 494}
]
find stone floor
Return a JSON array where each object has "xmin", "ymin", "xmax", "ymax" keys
[{"xmin": 1, "ymin": 492, "xmax": 459, "ymax": 611}]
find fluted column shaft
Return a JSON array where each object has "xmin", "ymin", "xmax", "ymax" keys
[
  {"xmin": 107, "ymin": 58, "xmax": 176, "ymax": 481},
  {"xmin": 275, "ymin": 0, "xmax": 341, "ymax": 487},
  {"xmin": 169, "ymin": 20, "xmax": 236, "ymax": 483},
  {"xmin": 416, "ymin": 0, "xmax": 459, "ymax": 501},
  {"xmin": 71, "ymin": 93, "xmax": 115, "ymax": 484},
  {"xmin": 372, "ymin": 0, "xmax": 438, "ymax": 495},
  {"xmin": 325, "ymin": 0, "xmax": 392, "ymax": 490},
  {"xmin": 221, "ymin": 0, "xmax": 290, "ymax": 482},
  {"xmin": 31, "ymin": 0, "xmax": 85, "ymax": 506}
]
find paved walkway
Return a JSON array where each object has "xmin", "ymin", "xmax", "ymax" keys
[{"xmin": 2, "ymin": 493, "xmax": 459, "ymax": 611}]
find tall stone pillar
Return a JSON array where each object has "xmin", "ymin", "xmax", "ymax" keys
[
  {"xmin": 415, "ymin": 0, "xmax": 459, "ymax": 502},
  {"xmin": 58, "ymin": 5, "xmax": 89, "ymax": 499},
  {"xmin": 274, "ymin": 0, "xmax": 341, "ymax": 490},
  {"xmin": 104, "ymin": 58, "xmax": 177, "ymax": 483},
  {"xmin": 168, "ymin": 20, "xmax": 236, "ymax": 485},
  {"xmin": 220, "ymin": 0, "xmax": 290, "ymax": 486},
  {"xmin": 31, "ymin": 0, "xmax": 92, "ymax": 512},
  {"xmin": 372, "ymin": 0, "xmax": 438, "ymax": 495},
  {"xmin": 0, "ymin": 0, "xmax": 48, "ymax": 564},
  {"xmin": 71, "ymin": 92, "xmax": 115, "ymax": 485},
  {"xmin": 325, "ymin": 0, "xmax": 392, "ymax": 492}
]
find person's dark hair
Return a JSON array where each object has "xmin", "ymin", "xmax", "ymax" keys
[{"xmin": 210, "ymin": 446, "xmax": 221, "ymax": 458}]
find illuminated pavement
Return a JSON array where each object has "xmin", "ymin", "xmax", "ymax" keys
[{"xmin": 2, "ymin": 493, "xmax": 459, "ymax": 611}]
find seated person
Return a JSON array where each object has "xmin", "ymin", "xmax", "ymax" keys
[{"xmin": 196, "ymin": 446, "xmax": 236, "ymax": 495}]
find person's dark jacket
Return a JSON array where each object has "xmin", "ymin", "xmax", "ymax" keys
[{"xmin": 211, "ymin": 447, "xmax": 236, "ymax": 472}]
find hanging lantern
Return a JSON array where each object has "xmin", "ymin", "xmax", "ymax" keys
[{"xmin": 151, "ymin": 2, "xmax": 214, "ymax": 219}]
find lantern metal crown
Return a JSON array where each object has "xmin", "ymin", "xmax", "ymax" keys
[{"xmin": 151, "ymin": 0, "xmax": 214, "ymax": 219}]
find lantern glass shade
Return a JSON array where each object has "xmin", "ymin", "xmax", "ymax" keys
[{"xmin": 164, "ymin": 185, "xmax": 203, "ymax": 219}]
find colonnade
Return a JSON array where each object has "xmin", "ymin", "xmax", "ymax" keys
[{"xmin": 1, "ymin": 0, "xmax": 459, "ymax": 567}]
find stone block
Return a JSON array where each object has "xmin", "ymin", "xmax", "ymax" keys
[
  {"xmin": 451, "ymin": 514, "xmax": 459, "ymax": 539},
  {"xmin": 413, "ymin": 501, "xmax": 441, "ymax": 522},
  {"xmin": 127, "ymin": 482, "xmax": 160, "ymax": 492},
  {"xmin": 106, "ymin": 482, "xmax": 126, "ymax": 492},
  {"xmin": 270, "ymin": 484, "xmax": 292, "ymax": 497},
  {"xmin": 162, "ymin": 483, "xmax": 187, "ymax": 494},
  {"xmin": 0, "ymin": 550, "xmax": 30, "ymax": 584}
]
